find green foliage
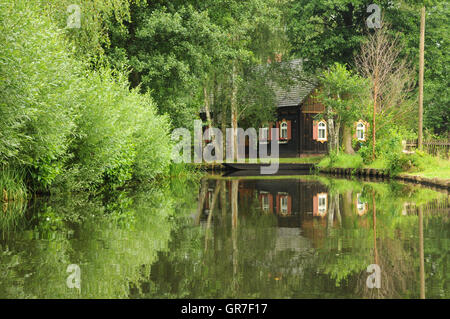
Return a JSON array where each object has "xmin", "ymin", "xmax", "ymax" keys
[
  {"xmin": 319, "ymin": 63, "xmax": 370, "ymax": 124},
  {"xmin": 286, "ymin": 0, "xmax": 449, "ymax": 135},
  {"xmin": 317, "ymin": 152, "xmax": 364, "ymax": 169},
  {"xmin": 0, "ymin": 1, "xmax": 173, "ymax": 193},
  {"xmin": 0, "ymin": 167, "xmax": 27, "ymax": 202}
]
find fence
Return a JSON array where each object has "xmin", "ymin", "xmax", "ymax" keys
[
  {"xmin": 403, "ymin": 198, "xmax": 450, "ymax": 216},
  {"xmin": 404, "ymin": 139, "xmax": 450, "ymax": 158}
]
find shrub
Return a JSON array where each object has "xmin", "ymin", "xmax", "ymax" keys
[{"xmin": 0, "ymin": 1, "xmax": 173, "ymax": 193}]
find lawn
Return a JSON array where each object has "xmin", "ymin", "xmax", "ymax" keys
[{"xmin": 316, "ymin": 152, "xmax": 450, "ymax": 180}]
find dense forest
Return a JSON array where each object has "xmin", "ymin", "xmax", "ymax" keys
[{"xmin": 0, "ymin": 0, "xmax": 448, "ymax": 197}]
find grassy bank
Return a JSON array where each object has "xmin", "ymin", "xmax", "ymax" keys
[{"xmin": 317, "ymin": 152, "xmax": 450, "ymax": 180}]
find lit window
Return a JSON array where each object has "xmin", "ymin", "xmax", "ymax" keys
[
  {"xmin": 357, "ymin": 123, "xmax": 365, "ymax": 141},
  {"xmin": 280, "ymin": 122, "xmax": 288, "ymax": 139},
  {"xmin": 318, "ymin": 121, "xmax": 327, "ymax": 141}
]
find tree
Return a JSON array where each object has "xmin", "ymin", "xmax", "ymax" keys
[
  {"xmin": 286, "ymin": 0, "xmax": 448, "ymax": 136},
  {"xmin": 355, "ymin": 24, "xmax": 416, "ymax": 159},
  {"xmin": 319, "ymin": 63, "xmax": 370, "ymax": 154}
]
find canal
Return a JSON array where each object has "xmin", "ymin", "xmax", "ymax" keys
[{"xmin": 0, "ymin": 174, "xmax": 448, "ymax": 298}]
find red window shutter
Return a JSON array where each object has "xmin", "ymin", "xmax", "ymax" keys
[
  {"xmin": 287, "ymin": 196, "xmax": 292, "ymax": 214},
  {"xmin": 259, "ymin": 194, "xmax": 263, "ymax": 209},
  {"xmin": 353, "ymin": 122, "xmax": 358, "ymax": 139},
  {"xmin": 313, "ymin": 195, "xmax": 318, "ymax": 216},
  {"xmin": 276, "ymin": 121, "xmax": 280, "ymax": 140},
  {"xmin": 287, "ymin": 120, "xmax": 292, "ymax": 140},
  {"xmin": 268, "ymin": 194, "xmax": 273, "ymax": 214},
  {"xmin": 276, "ymin": 194, "xmax": 280, "ymax": 214},
  {"xmin": 312, "ymin": 121, "xmax": 318, "ymax": 141}
]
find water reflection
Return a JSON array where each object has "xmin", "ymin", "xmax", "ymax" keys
[
  {"xmin": 0, "ymin": 175, "xmax": 448, "ymax": 299},
  {"xmin": 141, "ymin": 175, "xmax": 448, "ymax": 299}
]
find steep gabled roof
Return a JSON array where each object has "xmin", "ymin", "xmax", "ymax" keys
[{"xmin": 269, "ymin": 59, "xmax": 317, "ymax": 108}]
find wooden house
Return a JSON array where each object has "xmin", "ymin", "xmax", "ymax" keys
[{"xmin": 259, "ymin": 59, "xmax": 329, "ymax": 157}]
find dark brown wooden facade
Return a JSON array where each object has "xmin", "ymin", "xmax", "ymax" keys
[{"xmin": 264, "ymin": 88, "xmax": 328, "ymax": 157}]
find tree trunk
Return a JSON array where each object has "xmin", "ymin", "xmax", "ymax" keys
[
  {"xmin": 372, "ymin": 68, "xmax": 378, "ymax": 160},
  {"xmin": 418, "ymin": 7, "xmax": 425, "ymax": 150},
  {"xmin": 343, "ymin": 125, "xmax": 355, "ymax": 154},
  {"xmin": 327, "ymin": 107, "xmax": 336, "ymax": 153},
  {"xmin": 204, "ymin": 84, "xmax": 219, "ymax": 161},
  {"xmin": 231, "ymin": 62, "xmax": 238, "ymax": 161},
  {"xmin": 203, "ymin": 85, "xmax": 213, "ymax": 131}
]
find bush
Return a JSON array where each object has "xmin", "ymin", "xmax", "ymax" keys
[{"xmin": 0, "ymin": 1, "xmax": 173, "ymax": 193}]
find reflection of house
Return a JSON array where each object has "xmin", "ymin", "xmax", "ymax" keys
[
  {"xmin": 240, "ymin": 179, "xmax": 328, "ymax": 228},
  {"xmin": 259, "ymin": 191, "xmax": 273, "ymax": 213},
  {"xmin": 356, "ymin": 193, "xmax": 368, "ymax": 216},
  {"xmin": 199, "ymin": 178, "xmax": 335, "ymax": 249},
  {"xmin": 313, "ymin": 192, "xmax": 328, "ymax": 217},
  {"xmin": 276, "ymin": 192, "xmax": 292, "ymax": 216}
]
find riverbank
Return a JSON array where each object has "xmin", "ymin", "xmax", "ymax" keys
[
  {"xmin": 317, "ymin": 166, "xmax": 449, "ymax": 192},
  {"xmin": 316, "ymin": 153, "xmax": 450, "ymax": 191},
  {"xmin": 191, "ymin": 154, "xmax": 450, "ymax": 191}
]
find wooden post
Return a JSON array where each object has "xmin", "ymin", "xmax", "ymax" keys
[
  {"xmin": 418, "ymin": 7, "xmax": 425, "ymax": 150},
  {"xmin": 419, "ymin": 206, "xmax": 425, "ymax": 299},
  {"xmin": 372, "ymin": 68, "xmax": 378, "ymax": 160}
]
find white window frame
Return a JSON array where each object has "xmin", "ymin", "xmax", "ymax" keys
[
  {"xmin": 280, "ymin": 195, "xmax": 288, "ymax": 215},
  {"xmin": 356, "ymin": 122, "xmax": 365, "ymax": 141},
  {"xmin": 262, "ymin": 194, "xmax": 269, "ymax": 211},
  {"xmin": 318, "ymin": 193, "xmax": 327, "ymax": 215},
  {"xmin": 280, "ymin": 121, "xmax": 288, "ymax": 140},
  {"xmin": 318, "ymin": 121, "xmax": 327, "ymax": 141}
]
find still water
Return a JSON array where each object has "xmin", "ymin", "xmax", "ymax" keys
[{"xmin": 0, "ymin": 174, "xmax": 448, "ymax": 298}]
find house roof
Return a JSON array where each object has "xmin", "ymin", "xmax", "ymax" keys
[
  {"xmin": 270, "ymin": 59, "xmax": 317, "ymax": 108},
  {"xmin": 200, "ymin": 59, "xmax": 318, "ymax": 113}
]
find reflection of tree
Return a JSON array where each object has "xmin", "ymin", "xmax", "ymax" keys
[
  {"xmin": 0, "ymin": 177, "xmax": 198, "ymax": 298},
  {"xmin": 314, "ymin": 180, "xmax": 446, "ymax": 299},
  {"xmin": 231, "ymin": 180, "xmax": 239, "ymax": 295}
]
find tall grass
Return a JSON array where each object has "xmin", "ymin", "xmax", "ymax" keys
[{"xmin": 0, "ymin": 167, "xmax": 27, "ymax": 202}]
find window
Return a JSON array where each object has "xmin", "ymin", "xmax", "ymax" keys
[
  {"xmin": 318, "ymin": 193, "xmax": 327, "ymax": 216},
  {"xmin": 318, "ymin": 121, "xmax": 327, "ymax": 141},
  {"xmin": 262, "ymin": 195, "xmax": 269, "ymax": 211},
  {"xmin": 357, "ymin": 123, "xmax": 365, "ymax": 141},
  {"xmin": 280, "ymin": 121, "xmax": 288, "ymax": 139},
  {"xmin": 280, "ymin": 196, "xmax": 288, "ymax": 215}
]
